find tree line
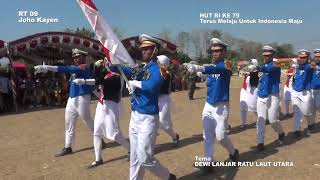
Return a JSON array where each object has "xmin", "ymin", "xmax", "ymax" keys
[{"xmin": 65, "ymin": 27, "xmax": 296, "ymax": 66}]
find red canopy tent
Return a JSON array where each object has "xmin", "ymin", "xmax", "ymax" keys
[{"xmin": 12, "ymin": 62, "xmax": 27, "ymax": 69}]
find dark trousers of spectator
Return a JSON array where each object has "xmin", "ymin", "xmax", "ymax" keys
[{"xmin": 1, "ymin": 93, "xmax": 13, "ymax": 112}]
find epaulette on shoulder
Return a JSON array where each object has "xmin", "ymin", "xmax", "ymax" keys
[{"xmin": 78, "ymin": 64, "xmax": 87, "ymax": 70}]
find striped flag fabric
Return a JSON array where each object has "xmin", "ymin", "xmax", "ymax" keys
[{"xmin": 77, "ymin": 0, "xmax": 136, "ymax": 67}]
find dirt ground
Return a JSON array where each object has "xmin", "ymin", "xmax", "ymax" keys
[{"xmin": 1, "ymin": 76, "xmax": 320, "ymax": 180}]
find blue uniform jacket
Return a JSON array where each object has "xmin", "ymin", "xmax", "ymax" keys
[
  {"xmin": 257, "ymin": 60, "xmax": 281, "ymax": 98},
  {"xmin": 203, "ymin": 59, "xmax": 231, "ymax": 105},
  {"xmin": 57, "ymin": 65, "xmax": 94, "ymax": 98},
  {"xmin": 121, "ymin": 60, "xmax": 163, "ymax": 115},
  {"xmin": 311, "ymin": 63, "xmax": 320, "ymax": 90},
  {"xmin": 293, "ymin": 63, "xmax": 312, "ymax": 92}
]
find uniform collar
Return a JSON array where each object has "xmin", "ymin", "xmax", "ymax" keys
[
  {"xmin": 298, "ymin": 62, "xmax": 308, "ymax": 69},
  {"xmin": 213, "ymin": 58, "xmax": 224, "ymax": 64},
  {"xmin": 145, "ymin": 59, "xmax": 157, "ymax": 68},
  {"xmin": 265, "ymin": 58, "xmax": 273, "ymax": 64},
  {"xmin": 300, "ymin": 62, "xmax": 308, "ymax": 66}
]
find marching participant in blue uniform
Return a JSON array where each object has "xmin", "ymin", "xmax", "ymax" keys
[
  {"xmin": 187, "ymin": 38, "xmax": 239, "ymax": 176},
  {"xmin": 256, "ymin": 46, "xmax": 286, "ymax": 151},
  {"xmin": 311, "ymin": 49, "xmax": 320, "ymax": 122},
  {"xmin": 291, "ymin": 49, "xmax": 315, "ymax": 136},
  {"xmin": 34, "ymin": 49, "xmax": 97, "ymax": 156},
  {"xmin": 126, "ymin": 34, "xmax": 176, "ymax": 180}
]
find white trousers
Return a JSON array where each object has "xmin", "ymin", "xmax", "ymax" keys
[
  {"xmin": 158, "ymin": 95, "xmax": 176, "ymax": 139},
  {"xmin": 129, "ymin": 111, "xmax": 169, "ymax": 180},
  {"xmin": 93, "ymin": 101, "xmax": 129, "ymax": 149},
  {"xmin": 291, "ymin": 89, "xmax": 315, "ymax": 131},
  {"xmin": 202, "ymin": 102, "xmax": 235, "ymax": 161},
  {"xmin": 65, "ymin": 95, "xmax": 94, "ymax": 148},
  {"xmin": 240, "ymin": 88, "xmax": 258, "ymax": 126},
  {"xmin": 256, "ymin": 95, "xmax": 284, "ymax": 144},
  {"xmin": 283, "ymin": 86, "xmax": 292, "ymax": 115}
]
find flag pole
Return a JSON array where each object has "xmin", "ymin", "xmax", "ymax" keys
[{"xmin": 77, "ymin": 0, "xmax": 138, "ymax": 102}]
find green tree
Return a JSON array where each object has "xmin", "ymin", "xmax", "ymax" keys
[
  {"xmin": 64, "ymin": 27, "xmax": 95, "ymax": 38},
  {"xmin": 176, "ymin": 51, "xmax": 192, "ymax": 64},
  {"xmin": 274, "ymin": 43, "xmax": 295, "ymax": 58}
]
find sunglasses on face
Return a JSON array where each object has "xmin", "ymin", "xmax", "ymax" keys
[
  {"xmin": 212, "ymin": 49, "xmax": 223, "ymax": 53},
  {"xmin": 141, "ymin": 46, "xmax": 155, "ymax": 51},
  {"xmin": 315, "ymin": 56, "xmax": 320, "ymax": 58}
]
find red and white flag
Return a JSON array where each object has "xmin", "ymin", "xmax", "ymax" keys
[{"xmin": 77, "ymin": 0, "xmax": 135, "ymax": 67}]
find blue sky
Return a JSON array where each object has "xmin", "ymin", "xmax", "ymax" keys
[{"xmin": 1, "ymin": 0, "xmax": 320, "ymax": 52}]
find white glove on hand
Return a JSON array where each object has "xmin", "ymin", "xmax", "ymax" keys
[
  {"xmin": 85, "ymin": 79, "xmax": 96, "ymax": 85},
  {"xmin": 196, "ymin": 72, "xmax": 203, "ymax": 77},
  {"xmin": 73, "ymin": 78, "xmax": 86, "ymax": 85},
  {"xmin": 127, "ymin": 80, "xmax": 142, "ymax": 94},
  {"xmin": 95, "ymin": 60, "xmax": 104, "ymax": 67},
  {"xmin": 187, "ymin": 64, "xmax": 205, "ymax": 73},
  {"xmin": 291, "ymin": 64, "xmax": 298, "ymax": 68},
  {"xmin": 34, "ymin": 65, "xmax": 48, "ymax": 74},
  {"xmin": 34, "ymin": 65, "xmax": 58, "ymax": 74}
]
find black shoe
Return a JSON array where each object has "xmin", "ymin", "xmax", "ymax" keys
[
  {"xmin": 173, "ymin": 134, "xmax": 180, "ymax": 147},
  {"xmin": 200, "ymin": 166, "xmax": 214, "ymax": 176},
  {"xmin": 54, "ymin": 147, "xmax": 72, "ymax": 157},
  {"xmin": 87, "ymin": 159, "xmax": 103, "ymax": 169},
  {"xmin": 283, "ymin": 114, "xmax": 289, "ymax": 118},
  {"xmin": 240, "ymin": 125, "xmax": 247, "ymax": 130},
  {"xmin": 168, "ymin": 173, "xmax": 177, "ymax": 180},
  {"xmin": 257, "ymin": 143, "xmax": 265, "ymax": 152},
  {"xmin": 278, "ymin": 133, "xmax": 285, "ymax": 145},
  {"xmin": 189, "ymin": 96, "xmax": 194, "ymax": 100},
  {"xmin": 229, "ymin": 149, "xmax": 239, "ymax": 162},
  {"xmin": 308, "ymin": 124, "xmax": 316, "ymax": 133},
  {"xmin": 101, "ymin": 139, "xmax": 107, "ymax": 149},
  {"xmin": 265, "ymin": 119, "xmax": 270, "ymax": 125},
  {"xmin": 294, "ymin": 131, "xmax": 302, "ymax": 138}
]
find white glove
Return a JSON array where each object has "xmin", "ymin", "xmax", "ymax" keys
[
  {"xmin": 187, "ymin": 64, "xmax": 205, "ymax": 73},
  {"xmin": 85, "ymin": 79, "xmax": 96, "ymax": 85},
  {"xmin": 34, "ymin": 65, "xmax": 58, "ymax": 74},
  {"xmin": 127, "ymin": 80, "xmax": 142, "ymax": 94},
  {"xmin": 196, "ymin": 72, "xmax": 203, "ymax": 77},
  {"xmin": 247, "ymin": 65, "xmax": 257, "ymax": 72},
  {"xmin": 95, "ymin": 60, "xmax": 104, "ymax": 67},
  {"xmin": 291, "ymin": 64, "xmax": 298, "ymax": 68},
  {"xmin": 126, "ymin": 82, "xmax": 134, "ymax": 94},
  {"xmin": 73, "ymin": 78, "xmax": 86, "ymax": 85},
  {"xmin": 34, "ymin": 65, "xmax": 48, "ymax": 74}
]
